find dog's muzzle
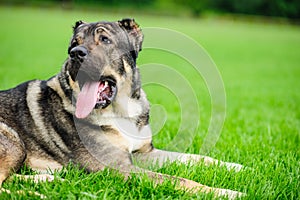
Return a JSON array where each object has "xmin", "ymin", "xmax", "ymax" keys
[{"xmin": 70, "ymin": 46, "xmax": 118, "ymax": 119}]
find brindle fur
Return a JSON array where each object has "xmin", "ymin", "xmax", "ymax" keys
[{"xmin": 0, "ymin": 19, "xmax": 244, "ymax": 199}]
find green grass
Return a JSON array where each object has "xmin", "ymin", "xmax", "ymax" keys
[{"xmin": 0, "ymin": 5, "xmax": 300, "ymax": 199}]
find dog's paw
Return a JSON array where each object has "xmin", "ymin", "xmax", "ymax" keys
[
  {"xmin": 31, "ymin": 174, "xmax": 55, "ymax": 183},
  {"xmin": 15, "ymin": 174, "xmax": 60, "ymax": 183},
  {"xmin": 1, "ymin": 188, "xmax": 46, "ymax": 199},
  {"xmin": 215, "ymin": 188, "xmax": 246, "ymax": 199}
]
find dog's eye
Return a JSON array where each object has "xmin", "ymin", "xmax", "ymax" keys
[{"xmin": 100, "ymin": 35, "xmax": 111, "ymax": 44}]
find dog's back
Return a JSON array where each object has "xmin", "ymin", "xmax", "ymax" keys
[{"xmin": 0, "ymin": 81, "xmax": 35, "ymax": 136}]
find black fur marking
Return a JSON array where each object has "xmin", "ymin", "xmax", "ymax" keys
[
  {"xmin": 118, "ymin": 18, "xmax": 137, "ymax": 31},
  {"xmin": 68, "ymin": 41, "xmax": 78, "ymax": 55},
  {"xmin": 136, "ymin": 111, "xmax": 149, "ymax": 127},
  {"xmin": 57, "ymin": 72, "xmax": 73, "ymax": 102},
  {"xmin": 130, "ymin": 50, "xmax": 137, "ymax": 62},
  {"xmin": 73, "ymin": 20, "xmax": 84, "ymax": 33},
  {"xmin": 37, "ymin": 81, "xmax": 72, "ymax": 160},
  {"xmin": 50, "ymin": 113, "xmax": 76, "ymax": 148},
  {"xmin": 38, "ymin": 142, "xmax": 59, "ymax": 159},
  {"xmin": 117, "ymin": 58, "xmax": 126, "ymax": 76},
  {"xmin": 67, "ymin": 61, "xmax": 81, "ymax": 82},
  {"xmin": 131, "ymin": 68, "xmax": 141, "ymax": 99},
  {"xmin": 100, "ymin": 125, "xmax": 115, "ymax": 132},
  {"xmin": 7, "ymin": 82, "xmax": 46, "ymax": 158}
]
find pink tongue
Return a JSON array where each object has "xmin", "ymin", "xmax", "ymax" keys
[{"xmin": 75, "ymin": 81, "xmax": 99, "ymax": 119}]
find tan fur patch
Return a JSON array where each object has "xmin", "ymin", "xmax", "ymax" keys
[
  {"xmin": 26, "ymin": 81, "xmax": 70, "ymax": 157},
  {"xmin": 25, "ymin": 157, "xmax": 62, "ymax": 173},
  {"xmin": 0, "ymin": 122, "xmax": 21, "ymax": 143},
  {"xmin": 47, "ymin": 75, "xmax": 75, "ymax": 113}
]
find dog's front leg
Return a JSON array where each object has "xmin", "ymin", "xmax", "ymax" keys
[
  {"xmin": 133, "ymin": 148, "xmax": 243, "ymax": 172},
  {"xmin": 117, "ymin": 165, "xmax": 244, "ymax": 199}
]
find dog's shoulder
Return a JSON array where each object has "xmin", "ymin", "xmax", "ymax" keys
[{"xmin": 0, "ymin": 80, "xmax": 36, "ymax": 117}]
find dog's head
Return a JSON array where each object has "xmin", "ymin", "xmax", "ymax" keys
[{"xmin": 65, "ymin": 19, "xmax": 144, "ymax": 119}]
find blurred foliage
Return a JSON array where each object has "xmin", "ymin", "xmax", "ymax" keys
[
  {"xmin": 210, "ymin": 0, "xmax": 300, "ymax": 19},
  {"xmin": 175, "ymin": 0, "xmax": 209, "ymax": 17},
  {"xmin": 73, "ymin": 0, "xmax": 153, "ymax": 7},
  {"xmin": 0, "ymin": 0, "xmax": 299, "ymax": 19},
  {"xmin": 175, "ymin": 0, "xmax": 300, "ymax": 18}
]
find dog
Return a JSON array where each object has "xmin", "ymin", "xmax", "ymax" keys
[{"xmin": 0, "ymin": 19, "xmax": 244, "ymax": 199}]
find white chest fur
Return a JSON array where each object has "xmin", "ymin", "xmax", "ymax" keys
[
  {"xmin": 112, "ymin": 118, "xmax": 152, "ymax": 153},
  {"xmin": 89, "ymin": 91, "xmax": 151, "ymax": 153}
]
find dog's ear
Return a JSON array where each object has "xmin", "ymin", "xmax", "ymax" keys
[
  {"xmin": 73, "ymin": 20, "xmax": 86, "ymax": 33},
  {"xmin": 118, "ymin": 18, "xmax": 144, "ymax": 59}
]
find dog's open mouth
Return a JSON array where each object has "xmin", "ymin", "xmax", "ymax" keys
[
  {"xmin": 75, "ymin": 78, "xmax": 117, "ymax": 119},
  {"xmin": 96, "ymin": 80, "xmax": 116, "ymax": 107}
]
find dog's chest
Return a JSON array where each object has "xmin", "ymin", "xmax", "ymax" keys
[
  {"xmin": 96, "ymin": 116, "xmax": 152, "ymax": 153},
  {"xmin": 113, "ymin": 118, "xmax": 152, "ymax": 153},
  {"xmin": 90, "ymin": 100, "xmax": 152, "ymax": 153}
]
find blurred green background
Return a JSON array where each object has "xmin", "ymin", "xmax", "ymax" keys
[{"xmin": 1, "ymin": 0, "xmax": 300, "ymax": 20}]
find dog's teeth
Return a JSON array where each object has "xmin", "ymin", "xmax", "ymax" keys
[{"xmin": 104, "ymin": 81, "xmax": 108, "ymax": 87}]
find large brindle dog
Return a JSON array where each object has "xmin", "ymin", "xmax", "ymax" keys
[{"xmin": 0, "ymin": 19, "xmax": 244, "ymax": 199}]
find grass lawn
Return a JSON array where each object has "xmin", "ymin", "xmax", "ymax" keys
[{"xmin": 0, "ymin": 5, "xmax": 299, "ymax": 199}]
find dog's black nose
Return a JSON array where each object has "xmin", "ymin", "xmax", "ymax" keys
[{"xmin": 70, "ymin": 46, "xmax": 88, "ymax": 60}]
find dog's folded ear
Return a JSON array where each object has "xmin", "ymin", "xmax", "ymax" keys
[
  {"xmin": 73, "ymin": 20, "xmax": 86, "ymax": 33},
  {"xmin": 118, "ymin": 18, "xmax": 144, "ymax": 59}
]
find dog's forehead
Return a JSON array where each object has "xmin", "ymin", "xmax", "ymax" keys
[{"xmin": 74, "ymin": 21, "xmax": 123, "ymax": 37}]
